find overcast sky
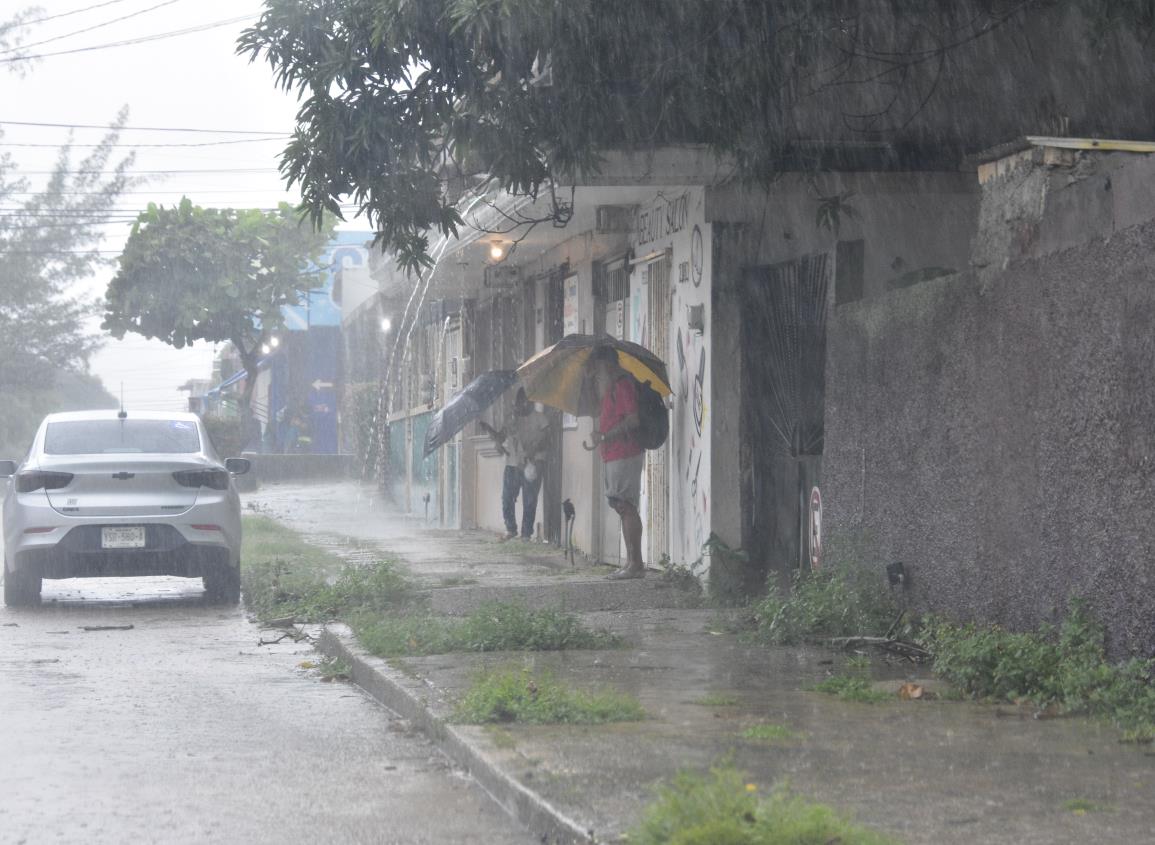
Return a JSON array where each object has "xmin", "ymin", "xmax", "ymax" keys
[{"xmin": 4, "ymin": 0, "xmax": 322, "ymax": 412}]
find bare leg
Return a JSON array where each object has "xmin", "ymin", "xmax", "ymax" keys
[{"xmin": 609, "ymin": 498, "xmax": 646, "ymax": 577}]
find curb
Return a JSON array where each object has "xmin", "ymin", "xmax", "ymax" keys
[{"xmin": 317, "ymin": 626, "xmax": 596, "ymax": 845}]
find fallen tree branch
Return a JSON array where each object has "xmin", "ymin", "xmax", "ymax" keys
[
  {"xmin": 257, "ymin": 627, "xmax": 314, "ymax": 646},
  {"xmin": 828, "ymin": 636, "xmax": 931, "ymax": 661}
]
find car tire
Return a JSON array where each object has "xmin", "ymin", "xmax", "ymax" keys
[
  {"xmin": 3, "ymin": 561, "xmax": 42, "ymax": 607},
  {"xmin": 203, "ymin": 563, "xmax": 241, "ymax": 606}
]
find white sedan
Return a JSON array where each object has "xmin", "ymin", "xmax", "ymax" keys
[{"xmin": 1, "ymin": 410, "xmax": 249, "ymax": 606}]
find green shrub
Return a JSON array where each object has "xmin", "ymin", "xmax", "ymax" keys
[
  {"xmin": 919, "ymin": 600, "xmax": 1155, "ymax": 740},
  {"xmin": 702, "ymin": 534, "xmax": 751, "ymax": 606},
  {"xmin": 202, "ymin": 414, "xmax": 247, "ymax": 457},
  {"xmin": 453, "ymin": 669, "xmax": 645, "ymax": 725},
  {"xmin": 753, "ymin": 564, "xmax": 898, "ymax": 645},
  {"xmin": 629, "ymin": 764, "xmax": 898, "ymax": 845}
]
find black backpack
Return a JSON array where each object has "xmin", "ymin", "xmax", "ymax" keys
[{"xmin": 635, "ymin": 379, "xmax": 669, "ymax": 450}]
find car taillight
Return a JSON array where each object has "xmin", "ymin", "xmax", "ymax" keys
[
  {"xmin": 15, "ymin": 471, "xmax": 73, "ymax": 493},
  {"xmin": 172, "ymin": 469, "xmax": 229, "ymax": 490}
]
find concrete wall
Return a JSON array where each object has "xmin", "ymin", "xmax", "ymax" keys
[
  {"xmin": 709, "ymin": 171, "xmax": 978, "ymax": 300},
  {"xmin": 823, "ymin": 156, "xmax": 1155, "ymax": 656}
]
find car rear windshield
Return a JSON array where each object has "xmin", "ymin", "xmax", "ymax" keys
[{"xmin": 44, "ymin": 420, "xmax": 201, "ymax": 454}]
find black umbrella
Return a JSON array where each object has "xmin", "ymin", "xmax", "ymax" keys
[{"xmin": 423, "ymin": 369, "xmax": 518, "ymax": 456}]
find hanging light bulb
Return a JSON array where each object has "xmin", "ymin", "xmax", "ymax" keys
[
  {"xmin": 489, "ymin": 242, "xmax": 504, "ymax": 261},
  {"xmin": 269, "ymin": 336, "xmax": 280, "ymax": 348}
]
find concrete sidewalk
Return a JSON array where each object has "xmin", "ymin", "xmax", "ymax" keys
[{"xmin": 249, "ymin": 482, "xmax": 1155, "ymax": 845}]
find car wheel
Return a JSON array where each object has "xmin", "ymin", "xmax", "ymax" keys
[
  {"xmin": 203, "ymin": 563, "xmax": 241, "ymax": 606},
  {"xmin": 3, "ymin": 561, "xmax": 42, "ymax": 607}
]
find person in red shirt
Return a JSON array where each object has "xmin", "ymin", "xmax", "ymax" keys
[{"xmin": 586, "ymin": 345, "xmax": 645, "ymax": 579}]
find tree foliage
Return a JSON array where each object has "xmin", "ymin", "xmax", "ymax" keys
[
  {"xmin": 0, "ymin": 110, "xmax": 133, "ymax": 389},
  {"xmin": 0, "ymin": 370, "xmax": 117, "ymax": 458},
  {"xmin": 1, "ymin": 7, "xmax": 39, "ymax": 74},
  {"xmin": 103, "ymin": 200, "xmax": 336, "ymax": 411},
  {"xmin": 0, "ymin": 11, "xmax": 135, "ymax": 452},
  {"xmin": 238, "ymin": 0, "xmax": 1149, "ymax": 272}
]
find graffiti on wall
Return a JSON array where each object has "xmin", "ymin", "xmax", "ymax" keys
[
  {"xmin": 674, "ymin": 322, "xmax": 710, "ymax": 563},
  {"xmin": 630, "ymin": 190, "xmax": 710, "ymax": 567}
]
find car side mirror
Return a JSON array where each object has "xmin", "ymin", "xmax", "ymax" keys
[
  {"xmin": 0, "ymin": 460, "xmax": 17, "ymax": 477},
  {"xmin": 225, "ymin": 457, "xmax": 251, "ymax": 476}
]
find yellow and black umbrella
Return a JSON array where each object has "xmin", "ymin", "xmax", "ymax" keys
[{"xmin": 516, "ymin": 333, "xmax": 671, "ymax": 416}]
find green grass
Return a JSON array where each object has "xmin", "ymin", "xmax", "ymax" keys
[
  {"xmin": 354, "ymin": 602, "xmax": 620, "ymax": 657},
  {"xmin": 453, "ymin": 669, "xmax": 646, "ymax": 725},
  {"xmin": 844, "ymin": 654, "xmax": 872, "ymax": 670},
  {"xmin": 629, "ymin": 763, "xmax": 899, "ymax": 845},
  {"xmin": 241, "ymin": 515, "xmax": 412, "ymax": 622},
  {"xmin": 741, "ymin": 723, "xmax": 802, "ymax": 743},
  {"xmin": 811, "ymin": 675, "xmax": 892, "ymax": 704},
  {"xmin": 696, "ymin": 693, "xmax": 740, "ymax": 707},
  {"xmin": 918, "ymin": 600, "xmax": 1155, "ymax": 742},
  {"xmin": 1062, "ymin": 798, "xmax": 1112, "ymax": 815}
]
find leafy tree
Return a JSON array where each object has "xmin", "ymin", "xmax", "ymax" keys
[
  {"xmin": 103, "ymin": 199, "xmax": 336, "ymax": 414},
  {"xmin": 0, "ymin": 6, "xmax": 133, "ymax": 450},
  {"xmin": 0, "ymin": 370, "xmax": 117, "ymax": 458},
  {"xmin": 1, "ymin": 7, "xmax": 39, "ymax": 74},
  {"xmin": 238, "ymin": 0, "xmax": 1151, "ymax": 272}
]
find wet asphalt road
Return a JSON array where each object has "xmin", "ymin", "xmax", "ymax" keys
[{"xmin": 0, "ymin": 576, "xmax": 535, "ymax": 845}]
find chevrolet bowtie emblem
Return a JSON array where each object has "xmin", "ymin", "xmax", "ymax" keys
[{"xmin": 111, "ymin": 471, "xmax": 135, "ymax": 480}]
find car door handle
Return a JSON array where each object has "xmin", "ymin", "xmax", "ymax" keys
[{"xmin": 111, "ymin": 472, "xmax": 135, "ymax": 480}]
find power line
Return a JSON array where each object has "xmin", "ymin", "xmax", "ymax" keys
[
  {"xmin": 1, "ymin": 249, "xmax": 124, "ymax": 254},
  {"xmin": 1, "ymin": 221, "xmax": 138, "ymax": 228},
  {"xmin": 0, "ymin": 14, "xmax": 256, "ymax": 65},
  {"xmin": 0, "ymin": 120, "xmax": 284, "ymax": 135},
  {"xmin": 0, "ymin": 138, "xmax": 286, "ymax": 148},
  {"xmin": 11, "ymin": 167, "xmax": 278, "ymax": 174},
  {"xmin": 4, "ymin": 190, "xmax": 297, "ymax": 196},
  {"xmin": 0, "ymin": 204, "xmax": 359, "ymax": 215},
  {"xmin": 1, "ymin": 0, "xmax": 186, "ymax": 57},
  {"xmin": 18, "ymin": 0, "xmax": 135, "ymax": 28}
]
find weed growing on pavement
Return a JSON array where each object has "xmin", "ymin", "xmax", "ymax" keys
[
  {"xmin": 353, "ymin": 603, "xmax": 620, "ymax": 657},
  {"xmin": 753, "ymin": 563, "xmax": 899, "ymax": 646},
  {"xmin": 811, "ymin": 675, "xmax": 892, "ymax": 704},
  {"xmin": 918, "ymin": 600, "xmax": 1155, "ymax": 741},
  {"xmin": 696, "ymin": 693, "xmax": 740, "ymax": 707},
  {"xmin": 1062, "ymin": 798, "xmax": 1113, "ymax": 815},
  {"xmin": 453, "ymin": 669, "xmax": 645, "ymax": 725},
  {"xmin": 241, "ymin": 515, "xmax": 412, "ymax": 622},
  {"xmin": 658, "ymin": 553, "xmax": 705, "ymax": 597},
  {"xmin": 628, "ymin": 763, "xmax": 898, "ymax": 845},
  {"xmin": 701, "ymin": 534, "xmax": 751, "ymax": 606},
  {"xmin": 317, "ymin": 656, "xmax": 352, "ymax": 682},
  {"xmin": 740, "ymin": 723, "xmax": 802, "ymax": 743}
]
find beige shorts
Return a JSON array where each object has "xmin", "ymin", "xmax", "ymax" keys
[{"xmin": 603, "ymin": 452, "xmax": 645, "ymax": 509}]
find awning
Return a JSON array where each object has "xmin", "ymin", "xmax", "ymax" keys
[{"xmin": 205, "ymin": 354, "xmax": 274, "ymax": 399}]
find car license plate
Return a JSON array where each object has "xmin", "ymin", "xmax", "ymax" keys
[{"xmin": 101, "ymin": 526, "xmax": 146, "ymax": 549}]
